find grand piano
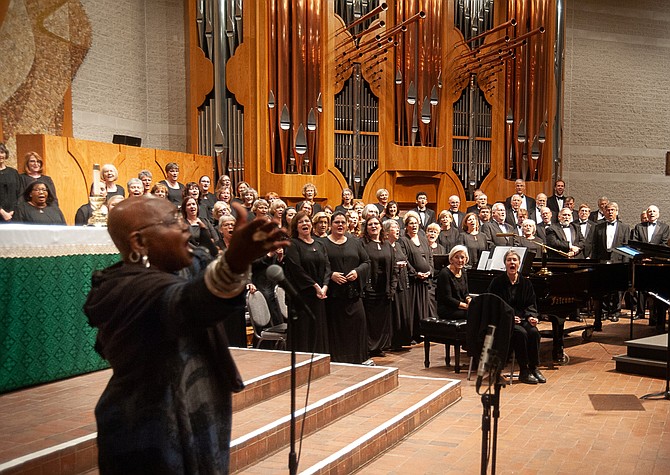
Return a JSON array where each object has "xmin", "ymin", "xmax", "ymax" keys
[
  {"xmin": 467, "ymin": 241, "xmax": 670, "ymax": 333},
  {"xmin": 472, "ymin": 259, "xmax": 628, "ymax": 327},
  {"xmin": 626, "ymin": 240, "xmax": 670, "ymax": 331}
]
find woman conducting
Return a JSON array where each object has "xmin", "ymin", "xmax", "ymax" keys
[{"xmin": 84, "ymin": 198, "xmax": 286, "ymax": 473}]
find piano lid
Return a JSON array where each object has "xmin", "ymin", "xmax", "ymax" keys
[{"xmin": 627, "ymin": 240, "xmax": 670, "ymax": 261}]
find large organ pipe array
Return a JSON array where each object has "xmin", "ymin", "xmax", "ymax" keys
[
  {"xmin": 333, "ymin": 1, "xmax": 385, "ymax": 196},
  {"xmin": 393, "ymin": 1, "xmax": 440, "ymax": 147},
  {"xmin": 195, "ymin": 0, "xmax": 245, "ymax": 187},
  {"xmin": 266, "ymin": 0, "xmax": 323, "ymax": 175},
  {"xmin": 191, "ymin": 0, "xmax": 563, "ymax": 205}
]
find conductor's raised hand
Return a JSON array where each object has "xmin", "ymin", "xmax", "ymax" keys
[{"xmin": 225, "ymin": 202, "xmax": 290, "ymax": 273}]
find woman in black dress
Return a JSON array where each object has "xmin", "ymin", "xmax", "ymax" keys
[
  {"xmin": 284, "ymin": 210, "xmax": 331, "ymax": 353},
  {"xmin": 101, "ymin": 163, "xmax": 125, "ymax": 198},
  {"xmin": 324, "ymin": 211, "xmax": 371, "ymax": 364},
  {"xmin": 19, "ymin": 151, "xmax": 59, "ymax": 204},
  {"xmin": 519, "ymin": 219, "xmax": 544, "ymax": 256},
  {"xmin": 159, "ymin": 162, "xmax": 184, "ymax": 207},
  {"xmin": 461, "ymin": 212, "xmax": 488, "ymax": 269},
  {"xmin": 402, "ymin": 211, "xmax": 433, "ymax": 343},
  {"xmin": 437, "ymin": 210, "xmax": 462, "ymax": 253},
  {"xmin": 361, "ymin": 216, "xmax": 396, "ymax": 357},
  {"xmin": 0, "ymin": 143, "xmax": 21, "ymax": 222},
  {"xmin": 181, "ymin": 196, "xmax": 218, "ymax": 256},
  {"xmin": 334, "ymin": 187, "xmax": 354, "ymax": 214},
  {"xmin": 437, "ymin": 245, "xmax": 471, "ymax": 320},
  {"xmin": 13, "ymin": 181, "xmax": 66, "ymax": 224},
  {"xmin": 381, "ymin": 200, "xmax": 404, "ymax": 234},
  {"xmin": 383, "ymin": 219, "xmax": 412, "ymax": 349}
]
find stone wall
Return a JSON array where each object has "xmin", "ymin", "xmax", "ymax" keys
[
  {"xmin": 562, "ymin": 0, "xmax": 670, "ymax": 223},
  {"xmin": 71, "ymin": 0, "xmax": 186, "ymax": 153}
]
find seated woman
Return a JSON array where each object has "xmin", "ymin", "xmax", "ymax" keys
[
  {"xmin": 20, "ymin": 151, "xmax": 59, "ymax": 204},
  {"xmin": 14, "ymin": 181, "xmax": 66, "ymax": 224},
  {"xmin": 487, "ymin": 249, "xmax": 546, "ymax": 385},
  {"xmin": 437, "ymin": 245, "xmax": 471, "ymax": 320}
]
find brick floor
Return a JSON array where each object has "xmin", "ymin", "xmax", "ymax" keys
[{"xmin": 1, "ymin": 318, "xmax": 669, "ymax": 474}]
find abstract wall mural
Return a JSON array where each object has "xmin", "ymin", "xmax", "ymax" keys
[{"xmin": 0, "ymin": 0, "xmax": 91, "ymax": 166}]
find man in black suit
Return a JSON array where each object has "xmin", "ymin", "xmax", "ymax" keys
[
  {"xmin": 505, "ymin": 179, "xmax": 536, "ymax": 219},
  {"xmin": 466, "ymin": 193, "xmax": 488, "ymax": 215},
  {"xmin": 575, "ymin": 203, "xmax": 596, "ymax": 258},
  {"xmin": 588, "ymin": 196, "xmax": 609, "ymax": 223},
  {"xmin": 631, "ymin": 205, "xmax": 669, "ymax": 245},
  {"xmin": 564, "ymin": 196, "xmax": 579, "ymax": 222},
  {"xmin": 535, "ymin": 207, "xmax": 553, "ymax": 242},
  {"xmin": 546, "ymin": 179, "xmax": 566, "ymax": 218},
  {"xmin": 412, "ymin": 191, "xmax": 435, "ymax": 231},
  {"xmin": 631, "ymin": 205, "xmax": 670, "ymax": 327},
  {"xmin": 481, "ymin": 202, "xmax": 515, "ymax": 249},
  {"xmin": 546, "ymin": 208, "xmax": 585, "ymax": 258},
  {"xmin": 505, "ymin": 194, "xmax": 523, "ymax": 227},
  {"xmin": 448, "ymin": 195, "xmax": 465, "ymax": 229},
  {"xmin": 591, "ymin": 201, "xmax": 630, "ymax": 327},
  {"xmin": 533, "ymin": 193, "xmax": 547, "ymax": 224}
]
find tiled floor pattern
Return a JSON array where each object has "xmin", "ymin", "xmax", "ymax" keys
[{"xmin": 1, "ymin": 318, "xmax": 669, "ymax": 474}]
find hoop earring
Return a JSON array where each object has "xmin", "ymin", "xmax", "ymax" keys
[
  {"xmin": 129, "ymin": 251, "xmax": 141, "ymax": 263},
  {"xmin": 141, "ymin": 254, "xmax": 151, "ymax": 268}
]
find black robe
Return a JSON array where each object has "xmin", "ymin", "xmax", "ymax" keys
[
  {"xmin": 324, "ymin": 237, "xmax": 370, "ymax": 363},
  {"xmin": 284, "ymin": 238, "xmax": 331, "ymax": 353}
]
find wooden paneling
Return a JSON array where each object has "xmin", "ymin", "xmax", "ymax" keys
[{"xmin": 16, "ymin": 134, "xmax": 213, "ymax": 225}]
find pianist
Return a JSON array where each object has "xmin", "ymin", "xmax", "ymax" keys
[{"xmin": 487, "ymin": 249, "xmax": 546, "ymax": 385}]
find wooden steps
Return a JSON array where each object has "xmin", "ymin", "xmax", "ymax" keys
[
  {"xmin": 614, "ymin": 333, "xmax": 668, "ymax": 379},
  {"xmin": 0, "ymin": 348, "xmax": 461, "ymax": 475}
]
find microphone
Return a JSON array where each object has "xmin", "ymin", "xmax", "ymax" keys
[
  {"xmin": 476, "ymin": 324, "xmax": 496, "ymax": 391},
  {"xmin": 266, "ymin": 264, "xmax": 315, "ymax": 320}
]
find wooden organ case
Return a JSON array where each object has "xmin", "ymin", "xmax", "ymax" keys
[{"xmin": 186, "ymin": 0, "xmax": 563, "ymax": 208}]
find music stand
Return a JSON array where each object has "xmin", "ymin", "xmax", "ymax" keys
[{"xmin": 640, "ymin": 292, "xmax": 670, "ymax": 401}]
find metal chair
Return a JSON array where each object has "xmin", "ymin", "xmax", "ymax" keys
[
  {"xmin": 275, "ymin": 285, "xmax": 288, "ymax": 322},
  {"xmin": 247, "ymin": 291, "xmax": 287, "ymax": 350}
]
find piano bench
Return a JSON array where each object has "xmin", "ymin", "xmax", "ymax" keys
[{"xmin": 419, "ymin": 318, "xmax": 468, "ymax": 372}]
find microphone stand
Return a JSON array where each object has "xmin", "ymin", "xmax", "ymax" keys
[
  {"xmin": 288, "ymin": 309, "xmax": 298, "ymax": 475},
  {"xmin": 641, "ymin": 292, "xmax": 670, "ymax": 401},
  {"xmin": 479, "ymin": 352, "xmax": 503, "ymax": 474}
]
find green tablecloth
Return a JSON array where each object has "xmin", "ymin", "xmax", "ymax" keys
[{"xmin": 0, "ymin": 253, "xmax": 119, "ymax": 393}]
